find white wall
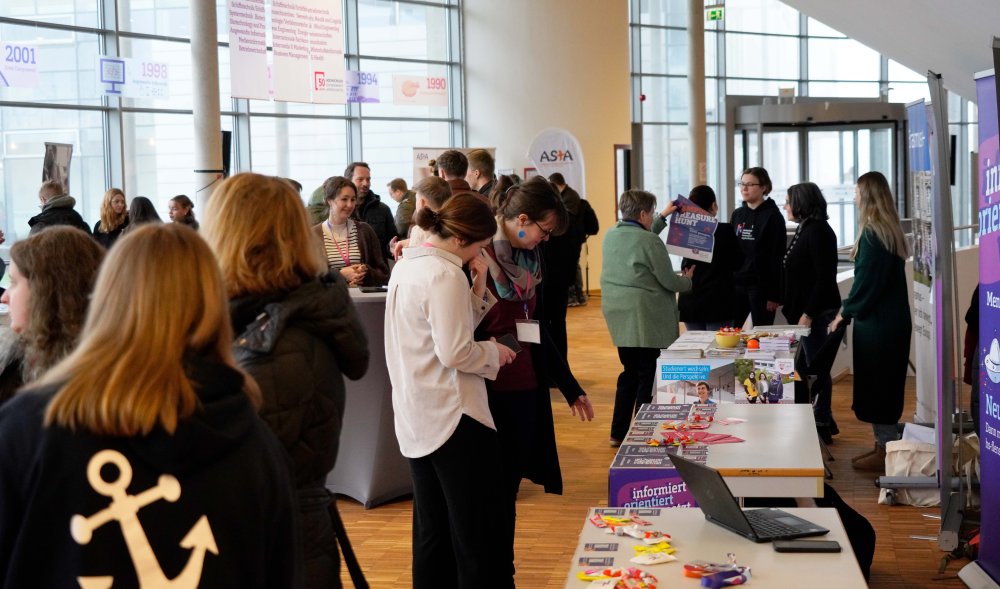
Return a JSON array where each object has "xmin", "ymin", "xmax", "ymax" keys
[{"xmin": 463, "ymin": 0, "xmax": 631, "ymax": 290}]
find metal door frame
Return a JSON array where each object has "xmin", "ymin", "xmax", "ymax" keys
[{"xmin": 724, "ymin": 96, "xmax": 907, "ymax": 219}]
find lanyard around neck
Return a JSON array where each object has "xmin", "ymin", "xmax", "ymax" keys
[{"xmin": 326, "ymin": 221, "xmax": 352, "ymax": 266}]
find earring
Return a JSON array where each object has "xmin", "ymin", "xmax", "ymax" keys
[{"xmin": 518, "ymin": 230, "xmax": 526, "ymax": 238}]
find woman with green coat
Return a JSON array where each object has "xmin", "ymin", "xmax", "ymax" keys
[
  {"xmin": 602, "ymin": 190, "xmax": 693, "ymax": 446},
  {"xmin": 831, "ymin": 171, "xmax": 911, "ymax": 471}
]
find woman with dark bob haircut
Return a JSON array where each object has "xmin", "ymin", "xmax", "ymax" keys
[
  {"xmin": 781, "ymin": 182, "xmax": 841, "ymax": 442},
  {"xmin": 478, "ymin": 175, "xmax": 594, "ymax": 577}
]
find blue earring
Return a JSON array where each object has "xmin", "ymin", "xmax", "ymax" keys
[{"xmin": 518, "ymin": 230, "xmax": 526, "ymax": 238}]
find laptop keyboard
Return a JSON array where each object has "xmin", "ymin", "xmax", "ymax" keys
[{"xmin": 744, "ymin": 510, "xmax": 801, "ymax": 539}]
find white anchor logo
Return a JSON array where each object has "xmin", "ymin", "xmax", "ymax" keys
[{"xmin": 70, "ymin": 449, "xmax": 219, "ymax": 589}]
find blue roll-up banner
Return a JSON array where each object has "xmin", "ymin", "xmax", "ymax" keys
[{"xmin": 907, "ymin": 100, "xmax": 938, "ymax": 424}]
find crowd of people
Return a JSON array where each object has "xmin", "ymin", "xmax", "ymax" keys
[
  {"xmin": 29, "ymin": 181, "xmax": 202, "ymax": 248},
  {"xmin": 0, "ymin": 149, "xmax": 602, "ymax": 588},
  {"xmin": 601, "ymin": 167, "xmax": 911, "ymax": 468},
  {"xmin": 0, "ymin": 153, "xmax": 913, "ymax": 587}
]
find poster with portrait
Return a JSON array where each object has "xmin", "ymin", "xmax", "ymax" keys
[{"xmin": 42, "ymin": 142, "xmax": 72, "ymax": 195}]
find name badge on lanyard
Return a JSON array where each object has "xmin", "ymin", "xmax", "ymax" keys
[
  {"xmin": 516, "ymin": 319, "xmax": 541, "ymax": 344},
  {"xmin": 511, "ymin": 279, "xmax": 541, "ymax": 344}
]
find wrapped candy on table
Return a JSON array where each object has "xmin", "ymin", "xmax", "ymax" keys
[{"xmin": 578, "ymin": 567, "xmax": 658, "ymax": 588}]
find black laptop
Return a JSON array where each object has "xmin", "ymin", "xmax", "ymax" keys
[{"xmin": 670, "ymin": 453, "xmax": 829, "ymax": 543}]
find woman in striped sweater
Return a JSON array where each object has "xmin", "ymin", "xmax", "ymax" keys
[{"xmin": 312, "ymin": 176, "xmax": 389, "ymax": 287}]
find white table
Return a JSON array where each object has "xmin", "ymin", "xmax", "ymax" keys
[
  {"xmin": 565, "ymin": 507, "xmax": 867, "ymax": 589},
  {"xmin": 706, "ymin": 403, "xmax": 825, "ymax": 498},
  {"xmin": 611, "ymin": 403, "xmax": 824, "ymax": 501},
  {"xmin": 324, "ymin": 289, "xmax": 412, "ymax": 508}
]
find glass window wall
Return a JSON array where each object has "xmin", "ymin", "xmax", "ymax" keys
[
  {"xmin": 631, "ymin": 0, "xmax": 975, "ymax": 247},
  {"xmin": 0, "ymin": 106, "xmax": 105, "ymax": 240},
  {"xmin": 0, "ymin": 0, "xmax": 463, "ymax": 248}
]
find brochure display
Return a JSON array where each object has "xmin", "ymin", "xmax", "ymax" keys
[
  {"xmin": 655, "ymin": 330, "xmax": 801, "ymax": 405},
  {"xmin": 608, "ymin": 404, "xmax": 708, "ymax": 509},
  {"xmin": 607, "ymin": 403, "xmax": 825, "ymax": 507}
]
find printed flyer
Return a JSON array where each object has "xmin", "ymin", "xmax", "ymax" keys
[{"xmin": 665, "ymin": 196, "xmax": 717, "ymax": 263}]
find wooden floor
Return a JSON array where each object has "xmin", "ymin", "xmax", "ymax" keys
[{"xmin": 338, "ymin": 297, "xmax": 972, "ymax": 587}]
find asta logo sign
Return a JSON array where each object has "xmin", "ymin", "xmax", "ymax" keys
[{"xmin": 538, "ymin": 149, "xmax": 574, "ymax": 163}]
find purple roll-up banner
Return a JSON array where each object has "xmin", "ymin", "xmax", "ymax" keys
[{"xmin": 975, "ymin": 72, "xmax": 1000, "ymax": 584}]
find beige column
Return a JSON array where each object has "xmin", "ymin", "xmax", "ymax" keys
[
  {"xmin": 688, "ymin": 0, "xmax": 707, "ymax": 186},
  {"xmin": 190, "ymin": 2, "xmax": 224, "ymax": 205}
]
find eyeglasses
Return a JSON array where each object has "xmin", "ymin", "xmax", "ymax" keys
[
  {"xmin": 739, "ymin": 182, "xmax": 761, "ymax": 189},
  {"xmin": 534, "ymin": 222, "xmax": 555, "ymax": 237}
]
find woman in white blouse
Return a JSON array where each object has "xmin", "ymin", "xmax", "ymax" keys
[{"xmin": 385, "ymin": 192, "xmax": 516, "ymax": 588}]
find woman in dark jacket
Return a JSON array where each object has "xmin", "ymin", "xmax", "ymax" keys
[
  {"xmin": 203, "ymin": 172, "xmax": 369, "ymax": 589},
  {"xmin": 674, "ymin": 185, "xmax": 744, "ymax": 330},
  {"xmin": 92, "ymin": 187, "xmax": 129, "ymax": 248},
  {"xmin": 730, "ymin": 167, "xmax": 787, "ymax": 326},
  {"xmin": 782, "ymin": 182, "xmax": 842, "ymax": 442},
  {"xmin": 831, "ymin": 171, "xmax": 911, "ymax": 472},
  {"xmin": 478, "ymin": 175, "xmax": 594, "ymax": 574}
]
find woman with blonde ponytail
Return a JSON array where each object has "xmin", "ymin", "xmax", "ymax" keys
[
  {"xmin": 0, "ymin": 224, "xmax": 299, "ymax": 588},
  {"xmin": 830, "ymin": 171, "xmax": 911, "ymax": 472}
]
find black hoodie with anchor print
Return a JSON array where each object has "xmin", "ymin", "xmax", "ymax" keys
[{"xmin": 0, "ymin": 359, "xmax": 301, "ymax": 588}]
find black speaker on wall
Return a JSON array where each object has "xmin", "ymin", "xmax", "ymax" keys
[{"xmin": 221, "ymin": 130, "xmax": 232, "ymax": 178}]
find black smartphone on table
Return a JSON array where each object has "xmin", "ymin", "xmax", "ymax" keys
[{"xmin": 773, "ymin": 540, "xmax": 841, "ymax": 553}]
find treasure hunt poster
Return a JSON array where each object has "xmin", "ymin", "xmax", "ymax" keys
[
  {"xmin": 975, "ymin": 72, "xmax": 1000, "ymax": 583},
  {"xmin": 664, "ymin": 196, "xmax": 717, "ymax": 263}
]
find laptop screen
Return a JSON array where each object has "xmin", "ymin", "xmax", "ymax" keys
[{"xmin": 669, "ymin": 453, "xmax": 756, "ymax": 535}]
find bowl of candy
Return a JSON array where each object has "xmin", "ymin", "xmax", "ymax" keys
[{"xmin": 715, "ymin": 327, "xmax": 741, "ymax": 348}]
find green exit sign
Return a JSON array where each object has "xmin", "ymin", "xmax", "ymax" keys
[{"xmin": 705, "ymin": 5, "xmax": 725, "ymax": 21}]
